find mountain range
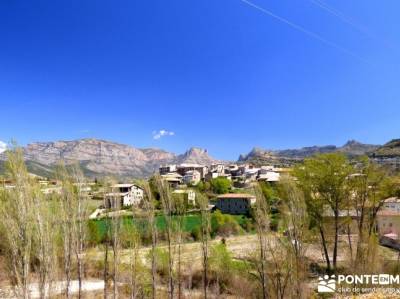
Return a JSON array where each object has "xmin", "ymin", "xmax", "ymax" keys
[
  {"xmin": 0, "ymin": 138, "xmax": 399, "ymax": 178},
  {"xmin": 0, "ymin": 139, "xmax": 218, "ymax": 178},
  {"xmin": 238, "ymin": 140, "xmax": 381, "ymax": 165}
]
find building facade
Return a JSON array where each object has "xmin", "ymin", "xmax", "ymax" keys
[
  {"xmin": 215, "ymin": 193, "xmax": 256, "ymax": 214},
  {"xmin": 105, "ymin": 183, "xmax": 144, "ymax": 208}
]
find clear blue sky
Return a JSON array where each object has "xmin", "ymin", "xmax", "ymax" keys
[{"xmin": 0, "ymin": 0, "xmax": 399, "ymax": 160}]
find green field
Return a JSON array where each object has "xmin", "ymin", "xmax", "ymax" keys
[{"xmin": 89, "ymin": 213, "xmax": 252, "ymax": 242}]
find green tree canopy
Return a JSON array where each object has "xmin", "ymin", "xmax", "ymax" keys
[{"xmin": 210, "ymin": 177, "xmax": 232, "ymax": 194}]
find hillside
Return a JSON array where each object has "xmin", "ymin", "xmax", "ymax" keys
[{"xmin": 372, "ymin": 139, "xmax": 400, "ymax": 157}]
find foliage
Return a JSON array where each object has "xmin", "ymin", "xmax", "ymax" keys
[
  {"xmin": 210, "ymin": 177, "xmax": 232, "ymax": 194},
  {"xmin": 197, "ymin": 181, "xmax": 211, "ymax": 192},
  {"xmin": 211, "ymin": 210, "xmax": 243, "ymax": 236},
  {"xmin": 87, "ymin": 220, "xmax": 102, "ymax": 245},
  {"xmin": 208, "ymin": 242, "xmax": 233, "ymax": 280},
  {"xmin": 146, "ymin": 247, "xmax": 170, "ymax": 277},
  {"xmin": 294, "ymin": 152, "xmax": 353, "ymax": 271}
]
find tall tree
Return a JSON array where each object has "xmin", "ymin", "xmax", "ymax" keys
[
  {"xmin": 253, "ymin": 184, "xmax": 270, "ymax": 299},
  {"xmin": 0, "ymin": 148, "xmax": 36, "ymax": 298},
  {"xmin": 142, "ymin": 182, "xmax": 158, "ymax": 299},
  {"xmin": 348, "ymin": 157, "xmax": 395, "ymax": 272},
  {"xmin": 197, "ymin": 192, "xmax": 211, "ymax": 299},
  {"xmin": 294, "ymin": 153, "xmax": 353, "ymax": 272},
  {"xmin": 33, "ymin": 187, "xmax": 57, "ymax": 299},
  {"xmin": 155, "ymin": 175, "xmax": 175, "ymax": 299},
  {"xmin": 278, "ymin": 176, "xmax": 309, "ymax": 299},
  {"xmin": 57, "ymin": 164, "xmax": 89, "ymax": 298}
]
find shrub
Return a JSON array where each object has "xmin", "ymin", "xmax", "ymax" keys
[
  {"xmin": 210, "ymin": 177, "xmax": 232, "ymax": 194},
  {"xmin": 190, "ymin": 226, "xmax": 201, "ymax": 241},
  {"xmin": 211, "ymin": 210, "xmax": 242, "ymax": 237}
]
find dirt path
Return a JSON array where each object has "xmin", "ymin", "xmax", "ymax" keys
[{"xmin": 0, "ymin": 280, "xmax": 104, "ymax": 298}]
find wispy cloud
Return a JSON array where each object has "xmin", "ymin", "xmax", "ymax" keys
[
  {"xmin": 0, "ymin": 141, "xmax": 7, "ymax": 154},
  {"xmin": 152, "ymin": 129, "xmax": 175, "ymax": 140}
]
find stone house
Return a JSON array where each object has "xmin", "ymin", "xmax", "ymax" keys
[
  {"xmin": 215, "ymin": 193, "xmax": 256, "ymax": 215},
  {"xmin": 105, "ymin": 183, "xmax": 144, "ymax": 209}
]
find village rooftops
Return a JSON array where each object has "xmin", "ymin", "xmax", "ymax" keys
[
  {"xmin": 383, "ymin": 197, "xmax": 400, "ymax": 203},
  {"xmin": 178, "ymin": 163, "xmax": 205, "ymax": 168},
  {"xmin": 217, "ymin": 193, "xmax": 255, "ymax": 199},
  {"xmin": 105, "ymin": 192, "xmax": 129, "ymax": 196},
  {"xmin": 162, "ymin": 172, "xmax": 183, "ymax": 177}
]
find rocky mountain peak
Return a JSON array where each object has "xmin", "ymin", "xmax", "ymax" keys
[
  {"xmin": 343, "ymin": 139, "xmax": 361, "ymax": 147},
  {"xmin": 177, "ymin": 147, "xmax": 217, "ymax": 165}
]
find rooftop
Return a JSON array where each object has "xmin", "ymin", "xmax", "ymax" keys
[
  {"xmin": 111, "ymin": 183, "xmax": 143, "ymax": 190},
  {"xmin": 162, "ymin": 173, "xmax": 183, "ymax": 178},
  {"xmin": 178, "ymin": 163, "xmax": 205, "ymax": 168},
  {"xmin": 384, "ymin": 197, "xmax": 400, "ymax": 203},
  {"xmin": 112, "ymin": 183, "xmax": 134, "ymax": 188},
  {"xmin": 105, "ymin": 192, "xmax": 129, "ymax": 197},
  {"xmin": 217, "ymin": 193, "xmax": 255, "ymax": 199}
]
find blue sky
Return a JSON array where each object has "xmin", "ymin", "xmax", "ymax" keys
[{"xmin": 0, "ymin": 0, "xmax": 399, "ymax": 160}]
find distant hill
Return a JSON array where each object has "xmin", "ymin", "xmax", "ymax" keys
[
  {"xmin": 0, "ymin": 138, "xmax": 219, "ymax": 178},
  {"xmin": 239, "ymin": 140, "xmax": 380, "ymax": 166},
  {"xmin": 372, "ymin": 139, "xmax": 400, "ymax": 157}
]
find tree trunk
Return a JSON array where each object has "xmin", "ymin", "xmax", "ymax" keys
[
  {"xmin": 333, "ymin": 208, "xmax": 339, "ymax": 271},
  {"xmin": 104, "ymin": 241, "xmax": 109, "ymax": 299},
  {"xmin": 319, "ymin": 226, "xmax": 331, "ymax": 271}
]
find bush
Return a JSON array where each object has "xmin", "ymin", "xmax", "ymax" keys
[
  {"xmin": 211, "ymin": 210, "xmax": 242, "ymax": 237},
  {"xmin": 87, "ymin": 220, "xmax": 102, "ymax": 246},
  {"xmin": 210, "ymin": 177, "xmax": 232, "ymax": 194},
  {"xmin": 190, "ymin": 226, "xmax": 201, "ymax": 241}
]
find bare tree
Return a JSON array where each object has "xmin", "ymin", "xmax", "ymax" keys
[
  {"xmin": 278, "ymin": 177, "xmax": 309, "ymax": 299},
  {"xmin": 155, "ymin": 175, "xmax": 175, "ymax": 299},
  {"xmin": 267, "ymin": 238, "xmax": 291, "ymax": 299},
  {"xmin": 197, "ymin": 192, "xmax": 210, "ymax": 299},
  {"xmin": 103, "ymin": 181, "xmax": 122, "ymax": 299},
  {"xmin": 72, "ymin": 166, "xmax": 89, "ymax": 299},
  {"xmin": 142, "ymin": 181, "xmax": 158, "ymax": 299},
  {"xmin": 0, "ymin": 148, "xmax": 36, "ymax": 298},
  {"xmin": 253, "ymin": 184, "xmax": 270, "ymax": 299},
  {"xmin": 121, "ymin": 222, "xmax": 143, "ymax": 299},
  {"xmin": 32, "ymin": 187, "xmax": 58, "ymax": 299},
  {"xmin": 57, "ymin": 163, "xmax": 89, "ymax": 298},
  {"xmin": 172, "ymin": 190, "xmax": 187, "ymax": 299}
]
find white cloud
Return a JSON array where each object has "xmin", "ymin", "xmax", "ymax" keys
[
  {"xmin": 152, "ymin": 130, "xmax": 175, "ymax": 140},
  {"xmin": 0, "ymin": 141, "xmax": 7, "ymax": 154}
]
